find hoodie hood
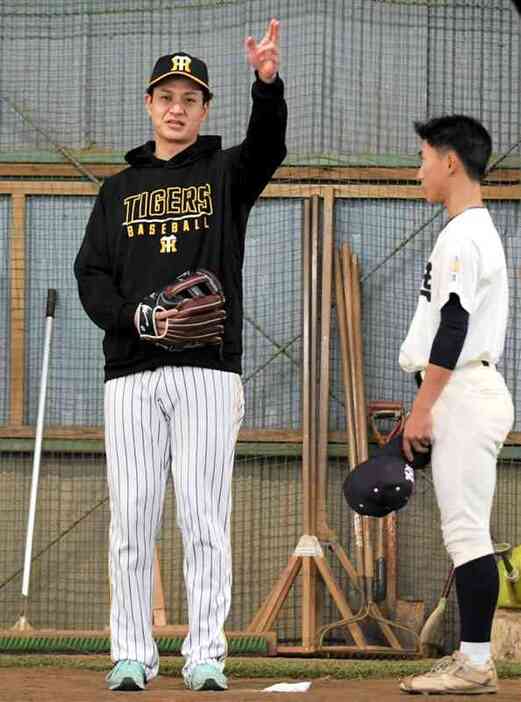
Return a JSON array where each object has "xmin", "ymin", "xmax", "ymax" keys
[{"xmin": 125, "ymin": 135, "xmax": 222, "ymax": 169}]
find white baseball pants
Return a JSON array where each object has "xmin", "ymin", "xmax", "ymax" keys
[
  {"xmin": 104, "ymin": 366, "xmax": 244, "ymax": 680},
  {"xmin": 430, "ymin": 363, "xmax": 514, "ymax": 568}
]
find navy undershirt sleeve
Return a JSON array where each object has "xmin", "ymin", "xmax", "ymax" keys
[{"xmin": 429, "ymin": 293, "xmax": 469, "ymax": 370}]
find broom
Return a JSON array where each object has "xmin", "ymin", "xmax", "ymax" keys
[{"xmin": 419, "ymin": 567, "xmax": 455, "ymax": 656}]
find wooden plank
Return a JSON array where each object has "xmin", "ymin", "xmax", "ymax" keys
[
  {"xmin": 278, "ymin": 644, "xmax": 418, "ymax": 657},
  {"xmin": 0, "ymin": 163, "xmax": 518, "ymax": 185},
  {"xmin": 247, "ymin": 555, "xmax": 302, "ymax": 633},
  {"xmin": 0, "ymin": 181, "xmax": 98, "ymax": 195},
  {"xmin": 274, "ymin": 166, "xmax": 519, "ymax": 185},
  {"xmin": 482, "ymin": 186, "xmax": 521, "ymax": 200},
  {"xmin": 302, "ymin": 199, "xmax": 312, "ymax": 534},
  {"xmin": 0, "ymin": 437, "xmax": 365, "ymax": 461},
  {"xmin": 316, "ymin": 189, "xmax": 336, "ymax": 542},
  {"xmin": 2, "ymin": 425, "xmax": 521, "ymax": 450},
  {"xmin": 329, "ymin": 541, "xmax": 361, "ymax": 590},
  {"xmin": 333, "ymin": 184, "xmax": 521, "ymax": 200},
  {"xmin": 312, "ymin": 554, "xmax": 367, "ymax": 648},
  {"xmin": 281, "ymin": 166, "xmax": 417, "ymax": 183},
  {"xmin": 152, "ymin": 546, "xmax": 167, "ymax": 627},
  {"xmin": 0, "ymin": 180, "xmax": 323, "ymax": 198},
  {"xmin": 386, "ymin": 512, "xmax": 398, "ymax": 614},
  {"xmin": 0, "ymin": 425, "xmax": 303, "ymax": 442},
  {"xmin": 239, "ymin": 428, "xmax": 302, "ymax": 442},
  {"xmin": 301, "ymin": 557, "xmax": 317, "ymax": 649},
  {"xmin": 0, "ymin": 180, "xmax": 519, "ymax": 200},
  {"xmin": 309, "ymin": 195, "xmax": 320, "ymax": 535},
  {"xmin": 0, "ymin": 164, "xmax": 122, "ymax": 178},
  {"xmin": 319, "ymin": 644, "xmax": 418, "ymax": 657},
  {"xmin": 276, "ymin": 644, "xmax": 318, "ymax": 655},
  {"xmin": 9, "ymin": 194, "xmax": 26, "ymax": 425}
]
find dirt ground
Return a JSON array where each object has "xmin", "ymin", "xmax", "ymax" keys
[{"xmin": 0, "ymin": 669, "xmax": 519, "ymax": 702}]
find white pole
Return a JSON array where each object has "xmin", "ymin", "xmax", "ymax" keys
[{"xmin": 20, "ymin": 289, "xmax": 57, "ymax": 599}]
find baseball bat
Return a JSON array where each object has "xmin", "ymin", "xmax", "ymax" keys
[
  {"xmin": 368, "ymin": 402, "xmax": 404, "ymax": 604},
  {"xmin": 494, "ymin": 542, "xmax": 519, "ymax": 582},
  {"xmin": 501, "ymin": 554, "xmax": 520, "ymax": 584},
  {"xmin": 351, "ymin": 253, "xmax": 376, "ymax": 604},
  {"xmin": 15, "ymin": 289, "xmax": 58, "ymax": 630},
  {"xmin": 374, "ymin": 523, "xmax": 386, "ymax": 604},
  {"xmin": 493, "ymin": 541, "xmax": 521, "ymax": 604},
  {"xmin": 152, "ymin": 546, "xmax": 167, "ymax": 626},
  {"xmin": 335, "ymin": 248, "xmax": 364, "ymax": 591},
  {"xmin": 419, "ymin": 566, "xmax": 455, "ymax": 655}
]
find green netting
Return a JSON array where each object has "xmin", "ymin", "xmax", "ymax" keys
[
  {"xmin": 0, "ymin": 0, "xmax": 519, "ymax": 167},
  {"xmin": 1, "ymin": 0, "xmax": 521, "ymax": 657}
]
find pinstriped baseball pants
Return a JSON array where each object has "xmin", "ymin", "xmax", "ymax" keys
[{"xmin": 104, "ymin": 366, "xmax": 244, "ymax": 681}]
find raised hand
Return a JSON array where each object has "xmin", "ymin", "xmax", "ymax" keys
[{"xmin": 245, "ymin": 18, "xmax": 280, "ymax": 83}]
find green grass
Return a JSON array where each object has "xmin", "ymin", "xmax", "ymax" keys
[{"xmin": 1, "ymin": 655, "xmax": 521, "ymax": 680}]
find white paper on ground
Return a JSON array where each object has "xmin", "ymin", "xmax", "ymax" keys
[{"xmin": 262, "ymin": 682, "xmax": 312, "ymax": 692}]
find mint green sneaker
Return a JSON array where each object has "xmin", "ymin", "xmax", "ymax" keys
[
  {"xmin": 185, "ymin": 663, "xmax": 228, "ymax": 691},
  {"xmin": 106, "ymin": 660, "xmax": 146, "ymax": 691}
]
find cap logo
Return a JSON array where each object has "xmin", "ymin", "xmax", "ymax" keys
[
  {"xmin": 171, "ymin": 55, "xmax": 192, "ymax": 73},
  {"xmin": 404, "ymin": 464, "xmax": 415, "ymax": 483}
]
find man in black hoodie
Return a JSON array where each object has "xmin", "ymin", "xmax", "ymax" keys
[{"xmin": 74, "ymin": 19, "xmax": 286, "ymax": 693}]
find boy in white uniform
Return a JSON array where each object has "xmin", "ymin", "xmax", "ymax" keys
[{"xmin": 399, "ymin": 115, "xmax": 514, "ymax": 695}]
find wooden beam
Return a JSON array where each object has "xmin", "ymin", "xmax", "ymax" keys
[
  {"xmin": 0, "ymin": 164, "xmax": 121, "ymax": 179},
  {"xmin": 312, "ymin": 553, "xmax": 367, "ymax": 648},
  {"xmin": 334, "ymin": 184, "xmax": 521, "ymax": 200},
  {"xmin": 0, "ymin": 180, "xmax": 519, "ymax": 200},
  {"xmin": 301, "ymin": 556, "xmax": 318, "ymax": 649},
  {"xmin": 247, "ymin": 555, "xmax": 302, "ymax": 633},
  {"xmin": 302, "ymin": 199, "xmax": 313, "ymax": 534},
  {"xmin": 2, "ymin": 424, "xmax": 521, "ymax": 448},
  {"xmin": 316, "ymin": 189, "xmax": 336, "ymax": 542},
  {"xmin": 0, "ymin": 425, "xmax": 306, "ymax": 443},
  {"xmin": 0, "ymin": 181, "xmax": 98, "ymax": 195},
  {"xmin": 152, "ymin": 546, "xmax": 167, "ymax": 627},
  {"xmin": 9, "ymin": 194, "xmax": 26, "ymax": 425},
  {"xmin": 0, "ymin": 163, "xmax": 518, "ymax": 185}
]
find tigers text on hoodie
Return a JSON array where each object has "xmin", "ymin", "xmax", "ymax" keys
[{"xmin": 74, "ymin": 75, "xmax": 287, "ymax": 381}]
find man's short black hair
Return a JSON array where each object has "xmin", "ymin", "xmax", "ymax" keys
[
  {"xmin": 414, "ymin": 115, "xmax": 492, "ymax": 182},
  {"xmin": 147, "ymin": 83, "xmax": 213, "ymax": 104}
]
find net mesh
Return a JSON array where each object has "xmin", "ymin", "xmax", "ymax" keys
[
  {"xmin": 1, "ymin": 0, "xmax": 520, "ymax": 655},
  {"xmin": 0, "ymin": 0, "xmax": 519, "ymax": 166}
]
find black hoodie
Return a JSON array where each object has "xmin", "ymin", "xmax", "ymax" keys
[{"xmin": 74, "ymin": 76, "xmax": 287, "ymax": 381}]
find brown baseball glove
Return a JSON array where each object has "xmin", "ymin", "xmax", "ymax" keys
[{"xmin": 135, "ymin": 269, "xmax": 226, "ymax": 351}]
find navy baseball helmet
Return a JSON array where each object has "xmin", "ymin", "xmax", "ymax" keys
[
  {"xmin": 343, "ymin": 436, "xmax": 431, "ymax": 518},
  {"xmin": 379, "ymin": 434, "xmax": 431, "ymax": 470}
]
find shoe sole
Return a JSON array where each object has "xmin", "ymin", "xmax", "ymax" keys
[
  {"xmin": 400, "ymin": 685, "xmax": 497, "ymax": 695},
  {"xmin": 191, "ymin": 678, "xmax": 228, "ymax": 692},
  {"xmin": 109, "ymin": 677, "xmax": 146, "ymax": 692}
]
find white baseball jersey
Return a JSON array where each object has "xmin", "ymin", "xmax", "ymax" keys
[{"xmin": 400, "ymin": 207, "xmax": 508, "ymax": 372}]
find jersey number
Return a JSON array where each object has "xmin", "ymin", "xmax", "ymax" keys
[{"xmin": 420, "ymin": 262, "xmax": 432, "ymax": 302}]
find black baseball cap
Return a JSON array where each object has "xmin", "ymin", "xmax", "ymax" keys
[
  {"xmin": 343, "ymin": 454, "xmax": 415, "ymax": 518},
  {"xmin": 343, "ymin": 437, "xmax": 430, "ymax": 518},
  {"xmin": 147, "ymin": 52, "xmax": 211, "ymax": 96}
]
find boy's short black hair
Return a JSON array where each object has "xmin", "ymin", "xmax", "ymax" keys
[{"xmin": 414, "ymin": 115, "xmax": 492, "ymax": 181}]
